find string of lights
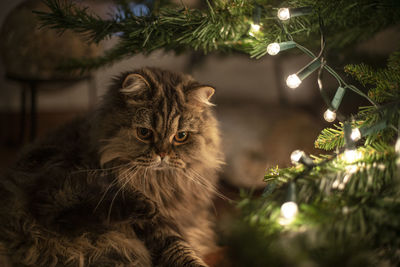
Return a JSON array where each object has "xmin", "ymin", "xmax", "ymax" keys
[{"xmin": 248, "ymin": 5, "xmax": 391, "ymax": 225}]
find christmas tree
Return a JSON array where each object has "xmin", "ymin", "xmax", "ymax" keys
[{"xmin": 36, "ymin": 0, "xmax": 400, "ymax": 265}]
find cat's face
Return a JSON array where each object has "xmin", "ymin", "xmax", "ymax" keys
[{"xmin": 98, "ymin": 68, "xmax": 221, "ymax": 173}]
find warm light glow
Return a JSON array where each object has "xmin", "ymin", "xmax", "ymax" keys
[
  {"xmin": 277, "ymin": 8, "xmax": 290, "ymax": 20},
  {"xmin": 286, "ymin": 74, "xmax": 301, "ymax": 89},
  {"xmin": 395, "ymin": 137, "xmax": 400, "ymax": 153},
  {"xmin": 323, "ymin": 109, "xmax": 336, "ymax": 122},
  {"xmin": 281, "ymin": 201, "xmax": 298, "ymax": 220},
  {"xmin": 346, "ymin": 165, "xmax": 358, "ymax": 174},
  {"xmin": 343, "ymin": 149, "xmax": 362, "ymax": 163},
  {"xmin": 342, "ymin": 174, "xmax": 350, "ymax": 184},
  {"xmin": 249, "ymin": 23, "xmax": 260, "ymax": 37},
  {"xmin": 267, "ymin": 43, "xmax": 280, "ymax": 55},
  {"xmin": 290, "ymin": 150, "xmax": 304, "ymax": 164},
  {"xmin": 251, "ymin": 23, "xmax": 261, "ymax": 32},
  {"xmin": 351, "ymin": 128, "xmax": 361, "ymax": 141}
]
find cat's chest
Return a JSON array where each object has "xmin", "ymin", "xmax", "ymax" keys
[{"xmin": 122, "ymin": 170, "xmax": 213, "ymax": 220}]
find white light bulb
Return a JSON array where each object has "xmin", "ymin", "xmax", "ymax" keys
[
  {"xmin": 395, "ymin": 137, "xmax": 400, "ymax": 154},
  {"xmin": 249, "ymin": 23, "xmax": 261, "ymax": 37},
  {"xmin": 286, "ymin": 74, "xmax": 301, "ymax": 89},
  {"xmin": 267, "ymin": 43, "xmax": 280, "ymax": 56},
  {"xmin": 290, "ymin": 150, "xmax": 304, "ymax": 164},
  {"xmin": 251, "ymin": 23, "xmax": 260, "ymax": 32},
  {"xmin": 323, "ymin": 109, "xmax": 336, "ymax": 122},
  {"xmin": 343, "ymin": 149, "xmax": 362, "ymax": 163},
  {"xmin": 350, "ymin": 128, "xmax": 361, "ymax": 141},
  {"xmin": 277, "ymin": 8, "xmax": 290, "ymax": 21},
  {"xmin": 281, "ymin": 201, "xmax": 298, "ymax": 220},
  {"xmin": 332, "ymin": 179, "xmax": 339, "ymax": 189}
]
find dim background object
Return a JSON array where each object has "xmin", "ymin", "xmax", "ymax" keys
[
  {"xmin": 0, "ymin": 0, "xmax": 101, "ymax": 80},
  {"xmin": 0, "ymin": 0, "xmax": 102, "ymax": 141},
  {"xmin": 218, "ymin": 102, "xmax": 322, "ymax": 188}
]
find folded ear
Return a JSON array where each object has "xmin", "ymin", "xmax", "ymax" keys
[
  {"xmin": 187, "ymin": 86, "xmax": 215, "ymax": 107},
  {"xmin": 120, "ymin": 73, "xmax": 150, "ymax": 94}
]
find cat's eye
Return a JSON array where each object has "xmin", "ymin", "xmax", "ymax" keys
[
  {"xmin": 174, "ymin": 131, "xmax": 189, "ymax": 143},
  {"xmin": 136, "ymin": 127, "xmax": 153, "ymax": 141}
]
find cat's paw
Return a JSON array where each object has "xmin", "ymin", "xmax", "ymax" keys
[
  {"xmin": 186, "ymin": 263, "xmax": 208, "ymax": 267},
  {"xmin": 183, "ymin": 257, "xmax": 209, "ymax": 267},
  {"xmin": 126, "ymin": 196, "xmax": 158, "ymax": 220},
  {"xmin": 103, "ymin": 189, "xmax": 158, "ymax": 222}
]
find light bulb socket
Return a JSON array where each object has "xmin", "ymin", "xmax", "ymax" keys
[
  {"xmin": 291, "ymin": 150, "xmax": 314, "ymax": 167},
  {"xmin": 278, "ymin": 41, "xmax": 297, "ymax": 51},
  {"xmin": 331, "ymin": 86, "xmax": 346, "ymax": 111},
  {"xmin": 286, "ymin": 182, "xmax": 296, "ymax": 202},
  {"xmin": 289, "ymin": 6, "xmax": 313, "ymax": 18},
  {"xmin": 297, "ymin": 59, "xmax": 321, "ymax": 81},
  {"xmin": 300, "ymin": 155, "xmax": 314, "ymax": 167},
  {"xmin": 267, "ymin": 41, "xmax": 297, "ymax": 56},
  {"xmin": 343, "ymin": 122, "xmax": 356, "ymax": 150},
  {"xmin": 360, "ymin": 120, "xmax": 387, "ymax": 137},
  {"xmin": 253, "ymin": 5, "xmax": 262, "ymax": 26}
]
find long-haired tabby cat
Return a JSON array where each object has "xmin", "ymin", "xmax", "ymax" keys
[{"xmin": 0, "ymin": 67, "xmax": 224, "ymax": 266}]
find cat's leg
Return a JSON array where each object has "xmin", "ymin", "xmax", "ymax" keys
[
  {"xmin": 184, "ymin": 213, "xmax": 218, "ymax": 258},
  {"xmin": 133, "ymin": 216, "xmax": 208, "ymax": 267},
  {"xmin": 155, "ymin": 236, "xmax": 208, "ymax": 267}
]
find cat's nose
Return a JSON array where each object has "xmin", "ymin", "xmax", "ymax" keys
[{"xmin": 159, "ymin": 152, "xmax": 167, "ymax": 159}]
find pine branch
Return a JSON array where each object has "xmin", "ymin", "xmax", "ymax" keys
[
  {"xmin": 315, "ymin": 123, "xmax": 344, "ymax": 151},
  {"xmin": 345, "ymin": 51, "xmax": 400, "ymax": 104},
  {"xmin": 36, "ymin": 0, "xmax": 400, "ymax": 70},
  {"xmin": 34, "ymin": 0, "xmax": 120, "ymax": 43}
]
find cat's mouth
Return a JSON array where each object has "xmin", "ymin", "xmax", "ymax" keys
[{"xmin": 135, "ymin": 156, "xmax": 186, "ymax": 170}]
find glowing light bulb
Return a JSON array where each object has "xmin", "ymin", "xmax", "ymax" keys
[
  {"xmin": 343, "ymin": 149, "xmax": 362, "ymax": 163},
  {"xmin": 350, "ymin": 128, "xmax": 361, "ymax": 141},
  {"xmin": 277, "ymin": 8, "xmax": 290, "ymax": 20},
  {"xmin": 286, "ymin": 74, "xmax": 301, "ymax": 89},
  {"xmin": 281, "ymin": 201, "xmax": 298, "ymax": 219},
  {"xmin": 290, "ymin": 150, "xmax": 304, "ymax": 164},
  {"xmin": 267, "ymin": 43, "xmax": 280, "ymax": 55},
  {"xmin": 251, "ymin": 23, "xmax": 260, "ymax": 32},
  {"xmin": 332, "ymin": 179, "xmax": 339, "ymax": 189},
  {"xmin": 323, "ymin": 109, "xmax": 336, "ymax": 122},
  {"xmin": 249, "ymin": 23, "xmax": 261, "ymax": 37}
]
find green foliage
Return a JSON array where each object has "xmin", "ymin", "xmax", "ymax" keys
[
  {"xmin": 345, "ymin": 51, "xmax": 400, "ymax": 104},
  {"xmin": 36, "ymin": 0, "xmax": 400, "ymax": 71},
  {"xmin": 226, "ymin": 49, "xmax": 400, "ymax": 265},
  {"xmin": 316, "ymin": 53, "xmax": 400, "ymax": 151},
  {"xmin": 315, "ymin": 123, "xmax": 344, "ymax": 150},
  {"xmin": 35, "ymin": 0, "xmax": 119, "ymax": 43}
]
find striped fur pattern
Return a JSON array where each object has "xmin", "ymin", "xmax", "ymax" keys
[{"xmin": 0, "ymin": 68, "xmax": 223, "ymax": 266}]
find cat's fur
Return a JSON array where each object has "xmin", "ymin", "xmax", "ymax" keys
[{"xmin": 0, "ymin": 67, "xmax": 223, "ymax": 266}]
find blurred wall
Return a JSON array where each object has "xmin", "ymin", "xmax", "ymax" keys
[{"xmin": 0, "ymin": 0, "xmax": 323, "ymax": 113}]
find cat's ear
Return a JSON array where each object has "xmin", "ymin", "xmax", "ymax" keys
[
  {"xmin": 187, "ymin": 86, "xmax": 215, "ymax": 107},
  {"xmin": 120, "ymin": 73, "xmax": 150, "ymax": 94}
]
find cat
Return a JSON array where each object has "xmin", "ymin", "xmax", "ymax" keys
[{"xmin": 0, "ymin": 67, "xmax": 224, "ymax": 266}]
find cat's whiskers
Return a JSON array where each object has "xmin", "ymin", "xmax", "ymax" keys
[
  {"xmin": 189, "ymin": 168, "xmax": 222, "ymax": 193},
  {"xmin": 70, "ymin": 162, "xmax": 132, "ymax": 176},
  {"xmin": 144, "ymin": 167, "xmax": 150, "ymax": 193},
  {"xmin": 93, "ymin": 163, "xmax": 136, "ymax": 214},
  {"xmin": 106, "ymin": 165, "xmax": 139, "ymax": 222},
  {"xmin": 184, "ymin": 169, "xmax": 230, "ymax": 201}
]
